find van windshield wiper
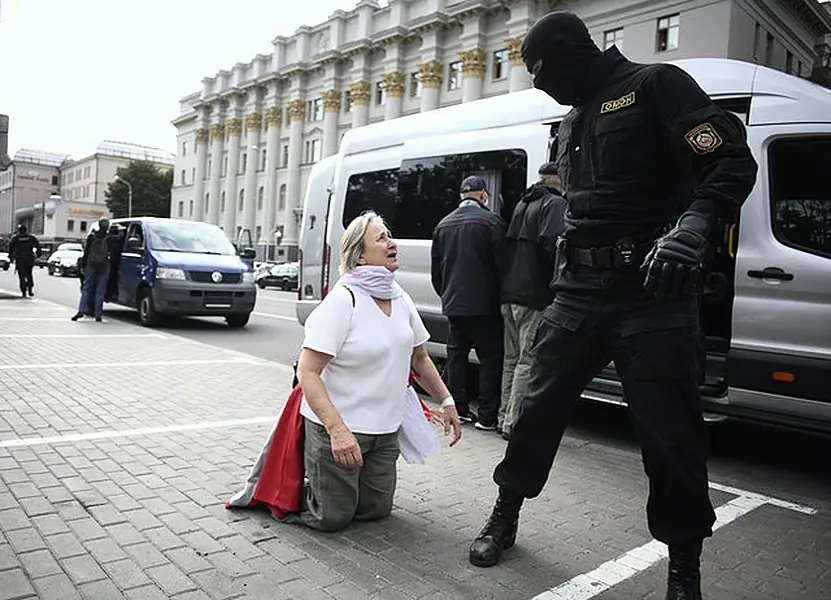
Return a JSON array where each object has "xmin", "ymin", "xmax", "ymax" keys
[{"xmin": 152, "ymin": 248, "xmax": 188, "ymax": 252}]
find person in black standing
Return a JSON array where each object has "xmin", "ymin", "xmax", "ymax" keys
[
  {"xmin": 431, "ymin": 176, "xmax": 506, "ymax": 430},
  {"xmin": 468, "ymin": 12, "xmax": 758, "ymax": 600},
  {"xmin": 8, "ymin": 224, "xmax": 40, "ymax": 297},
  {"xmin": 72, "ymin": 218, "xmax": 112, "ymax": 322}
]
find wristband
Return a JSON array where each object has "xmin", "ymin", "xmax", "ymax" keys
[{"xmin": 440, "ymin": 397, "xmax": 455, "ymax": 408}]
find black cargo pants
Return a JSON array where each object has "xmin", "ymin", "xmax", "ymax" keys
[
  {"xmin": 16, "ymin": 262, "xmax": 34, "ymax": 293},
  {"xmin": 493, "ymin": 264, "xmax": 717, "ymax": 545}
]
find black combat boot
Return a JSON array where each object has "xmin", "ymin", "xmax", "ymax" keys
[
  {"xmin": 469, "ymin": 488, "xmax": 523, "ymax": 567},
  {"xmin": 666, "ymin": 540, "xmax": 703, "ymax": 600}
]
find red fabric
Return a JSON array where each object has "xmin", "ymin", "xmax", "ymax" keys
[
  {"xmin": 250, "ymin": 385, "xmax": 305, "ymax": 519},
  {"xmin": 409, "ymin": 368, "xmax": 433, "ymax": 420}
]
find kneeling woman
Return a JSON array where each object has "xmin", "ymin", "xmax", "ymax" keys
[{"xmin": 292, "ymin": 211, "xmax": 462, "ymax": 532}]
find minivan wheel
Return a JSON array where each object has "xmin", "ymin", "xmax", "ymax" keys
[
  {"xmin": 226, "ymin": 313, "xmax": 251, "ymax": 328},
  {"xmin": 138, "ymin": 288, "xmax": 160, "ymax": 327}
]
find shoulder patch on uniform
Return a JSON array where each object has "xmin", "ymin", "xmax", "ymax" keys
[
  {"xmin": 684, "ymin": 123, "xmax": 723, "ymax": 155},
  {"xmin": 600, "ymin": 91, "xmax": 635, "ymax": 114}
]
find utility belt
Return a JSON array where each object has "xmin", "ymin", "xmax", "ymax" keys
[{"xmin": 556, "ymin": 237, "xmax": 654, "ymax": 271}]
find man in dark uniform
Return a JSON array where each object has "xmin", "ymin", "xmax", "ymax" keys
[
  {"xmin": 8, "ymin": 224, "xmax": 40, "ymax": 297},
  {"xmin": 468, "ymin": 12, "xmax": 758, "ymax": 600}
]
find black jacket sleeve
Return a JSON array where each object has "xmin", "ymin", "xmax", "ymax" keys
[
  {"xmin": 8, "ymin": 235, "xmax": 17, "ymax": 260},
  {"xmin": 539, "ymin": 194, "xmax": 567, "ymax": 255},
  {"xmin": 430, "ymin": 228, "xmax": 443, "ymax": 297},
  {"xmin": 32, "ymin": 236, "xmax": 41, "ymax": 258},
  {"xmin": 645, "ymin": 64, "xmax": 758, "ymax": 229}
]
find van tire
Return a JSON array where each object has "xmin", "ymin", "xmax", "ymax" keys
[
  {"xmin": 226, "ymin": 313, "xmax": 251, "ymax": 328},
  {"xmin": 138, "ymin": 288, "xmax": 160, "ymax": 327}
]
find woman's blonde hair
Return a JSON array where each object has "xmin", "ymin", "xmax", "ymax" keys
[{"xmin": 339, "ymin": 211, "xmax": 387, "ymax": 276}]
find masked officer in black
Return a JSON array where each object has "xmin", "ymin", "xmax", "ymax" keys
[
  {"xmin": 8, "ymin": 224, "xmax": 41, "ymax": 297},
  {"xmin": 468, "ymin": 12, "xmax": 758, "ymax": 600}
]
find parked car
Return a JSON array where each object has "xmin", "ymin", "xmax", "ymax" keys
[
  {"xmin": 256, "ymin": 263, "xmax": 298, "ymax": 291},
  {"xmin": 0, "ymin": 251, "xmax": 9, "ymax": 270},
  {"xmin": 47, "ymin": 249, "xmax": 83, "ymax": 277}
]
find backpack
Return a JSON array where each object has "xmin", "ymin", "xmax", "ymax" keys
[{"xmin": 87, "ymin": 236, "xmax": 109, "ymax": 269}]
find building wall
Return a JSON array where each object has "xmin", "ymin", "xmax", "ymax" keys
[
  {"xmin": 0, "ymin": 162, "xmax": 60, "ymax": 235},
  {"xmin": 42, "ymin": 200, "xmax": 111, "ymax": 241},
  {"xmin": 170, "ymin": 0, "xmax": 829, "ymax": 256}
]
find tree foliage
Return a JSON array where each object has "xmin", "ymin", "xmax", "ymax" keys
[{"xmin": 104, "ymin": 160, "xmax": 173, "ymax": 219}]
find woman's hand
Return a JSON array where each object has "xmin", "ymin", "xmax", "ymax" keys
[
  {"xmin": 442, "ymin": 405, "xmax": 462, "ymax": 447},
  {"xmin": 328, "ymin": 424, "xmax": 363, "ymax": 468}
]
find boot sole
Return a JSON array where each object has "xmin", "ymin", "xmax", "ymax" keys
[{"xmin": 468, "ymin": 536, "xmax": 516, "ymax": 568}]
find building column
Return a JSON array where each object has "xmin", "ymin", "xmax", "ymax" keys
[
  {"xmin": 222, "ymin": 118, "xmax": 242, "ymax": 236},
  {"xmin": 241, "ymin": 112, "xmax": 261, "ymax": 239},
  {"xmin": 206, "ymin": 123, "xmax": 225, "ymax": 226},
  {"xmin": 192, "ymin": 127, "xmax": 209, "ymax": 221},
  {"xmin": 419, "ymin": 60, "xmax": 443, "ymax": 112},
  {"xmin": 261, "ymin": 106, "xmax": 282, "ymax": 256},
  {"xmin": 321, "ymin": 90, "xmax": 341, "ymax": 157},
  {"xmin": 283, "ymin": 100, "xmax": 305, "ymax": 250},
  {"xmin": 505, "ymin": 35, "xmax": 531, "ymax": 93},
  {"xmin": 382, "ymin": 72, "xmax": 405, "ymax": 120},
  {"xmin": 460, "ymin": 47, "xmax": 486, "ymax": 103},
  {"xmin": 349, "ymin": 81, "xmax": 371, "ymax": 128}
]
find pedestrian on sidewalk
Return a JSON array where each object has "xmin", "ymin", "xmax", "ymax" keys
[
  {"xmin": 497, "ymin": 162, "xmax": 567, "ymax": 440},
  {"xmin": 8, "ymin": 223, "xmax": 40, "ymax": 298},
  {"xmin": 431, "ymin": 175, "xmax": 506, "ymax": 430},
  {"xmin": 72, "ymin": 218, "xmax": 112, "ymax": 322}
]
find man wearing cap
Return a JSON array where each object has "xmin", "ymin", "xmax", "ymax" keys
[
  {"xmin": 497, "ymin": 163, "xmax": 567, "ymax": 441},
  {"xmin": 468, "ymin": 11, "xmax": 758, "ymax": 600},
  {"xmin": 431, "ymin": 176, "xmax": 506, "ymax": 430},
  {"xmin": 8, "ymin": 223, "xmax": 41, "ymax": 298}
]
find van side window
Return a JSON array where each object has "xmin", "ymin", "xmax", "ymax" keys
[
  {"xmin": 769, "ymin": 137, "xmax": 831, "ymax": 259},
  {"xmin": 395, "ymin": 149, "xmax": 528, "ymax": 240},
  {"xmin": 125, "ymin": 223, "xmax": 144, "ymax": 250},
  {"xmin": 341, "ymin": 169, "xmax": 399, "ymax": 228}
]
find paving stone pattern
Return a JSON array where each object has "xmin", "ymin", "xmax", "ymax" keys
[{"xmin": 0, "ymin": 294, "xmax": 828, "ymax": 599}]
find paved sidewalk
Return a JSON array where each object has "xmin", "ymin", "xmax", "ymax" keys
[{"xmin": 0, "ymin": 290, "xmax": 828, "ymax": 600}]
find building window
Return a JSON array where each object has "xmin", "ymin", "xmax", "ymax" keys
[
  {"xmin": 279, "ymin": 184, "xmax": 287, "ymax": 211},
  {"xmin": 786, "ymin": 51, "xmax": 794, "ymax": 74},
  {"xmin": 241, "ymin": 152, "xmax": 247, "ymax": 173},
  {"xmin": 260, "ymin": 149, "xmax": 267, "ymax": 171},
  {"xmin": 238, "ymin": 189, "xmax": 245, "ymax": 212},
  {"xmin": 448, "ymin": 61, "xmax": 463, "ymax": 91},
  {"xmin": 375, "ymin": 82, "xmax": 386, "ymax": 106},
  {"xmin": 207, "ymin": 159, "xmax": 212, "ymax": 178},
  {"xmin": 798, "ymin": 60, "xmax": 803, "ymax": 76},
  {"xmin": 191, "ymin": 167, "xmax": 196, "ymax": 182},
  {"xmin": 656, "ymin": 14, "xmax": 680, "ymax": 52},
  {"xmin": 223, "ymin": 156, "xmax": 228, "ymax": 176},
  {"xmin": 410, "ymin": 72, "xmax": 423, "ymax": 98},
  {"xmin": 604, "ymin": 28, "xmax": 624, "ymax": 51},
  {"xmin": 305, "ymin": 139, "xmax": 322, "ymax": 164},
  {"xmin": 67, "ymin": 220, "xmax": 75, "ymax": 232},
  {"xmin": 181, "ymin": 170, "xmax": 186, "ymax": 185},
  {"xmin": 80, "ymin": 221, "xmax": 88, "ymax": 232},
  {"xmin": 282, "ymin": 145, "xmax": 289, "ymax": 167},
  {"xmin": 492, "ymin": 50, "xmax": 509, "ymax": 80},
  {"xmin": 257, "ymin": 186, "xmax": 264, "ymax": 210},
  {"xmin": 205, "ymin": 193, "xmax": 210, "ymax": 214},
  {"xmin": 220, "ymin": 191, "xmax": 226, "ymax": 212},
  {"xmin": 178, "ymin": 202, "xmax": 184, "ymax": 217},
  {"xmin": 766, "ymin": 33, "xmax": 775, "ymax": 65},
  {"xmin": 255, "ymin": 226, "xmax": 262, "ymax": 242},
  {"xmin": 343, "ymin": 90, "xmax": 352, "ymax": 113},
  {"xmin": 182, "ymin": 141, "xmax": 188, "ymax": 156},
  {"xmin": 753, "ymin": 22, "xmax": 762, "ymax": 60},
  {"xmin": 312, "ymin": 98, "xmax": 324, "ymax": 121},
  {"xmin": 189, "ymin": 199, "xmax": 194, "ymax": 216}
]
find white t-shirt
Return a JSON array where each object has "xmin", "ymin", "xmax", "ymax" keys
[{"xmin": 300, "ymin": 284, "xmax": 431, "ymax": 435}]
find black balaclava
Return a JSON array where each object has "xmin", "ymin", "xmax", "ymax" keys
[{"xmin": 521, "ymin": 11, "xmax": 603, "ymax": 106}]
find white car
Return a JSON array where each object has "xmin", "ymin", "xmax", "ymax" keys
[{"xmin": 0, "ymin": 251, "xmax": 9, "ymax": 270}]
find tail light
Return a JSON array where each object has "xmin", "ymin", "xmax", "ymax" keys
[
  {"xmin": 297, "ymin": 248, "xmax": 303, "ymax": 301},
  {"xmin": 322, "ymin": 243, "xmax": 331, "ymax": 298}
]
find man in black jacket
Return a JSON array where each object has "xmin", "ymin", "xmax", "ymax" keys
[
  {"xmin": 72, "ymin": 218, "xmax": 113, "ymax": 322},
  {"xmin": 8, "ymin": 224, "xmax": 40, "ymax": 297},
  {"xmin": 431, "ymin": 176, "xmax": 506, "ymax": 429},
  {"xmin": 469, "ymin": 12, "xmax": 758, "ymax": 600},
  {"xmin": 497, "ymin": 163, "xmax": 566, "ymax": 440}
]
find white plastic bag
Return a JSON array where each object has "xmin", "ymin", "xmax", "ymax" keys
[{"xmin": 398, "ymin": 386, "xmax": 441, "ymax": 465}]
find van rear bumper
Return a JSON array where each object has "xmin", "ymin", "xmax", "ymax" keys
[{"xmin": 153, "ymin": 281, "xmax": 256, "ymax": 315}]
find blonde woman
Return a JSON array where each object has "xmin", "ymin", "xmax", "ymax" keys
[{"xmin": 293, "ymin": 211, "xmax": 462, "ymax": 532}]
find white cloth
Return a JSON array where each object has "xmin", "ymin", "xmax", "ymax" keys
[
  {"xmin": 300, "ymin": 283, "xmax": 431, "ymax": 435},
  {"xmin": 398, "ymin": 386, "xmax": 441, "ymax": 464}
]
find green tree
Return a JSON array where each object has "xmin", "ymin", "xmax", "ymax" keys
[{"xmin": 104, "ymin": 160, "xmax": 173, "ymax": 218}]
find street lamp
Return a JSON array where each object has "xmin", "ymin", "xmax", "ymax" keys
[{"xmin": 114, "ymin": 175, "xmax": 133, "ymax": 217}]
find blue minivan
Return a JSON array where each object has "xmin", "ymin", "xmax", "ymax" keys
[{"xmin": 92, "ymin": 217, "xmax": 257, "ymax": 328}]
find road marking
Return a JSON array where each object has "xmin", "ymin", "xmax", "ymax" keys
[
  {"xmin": 256, "ymin": 295, "xmax": 297, "ymax": 304},
  {"xmin": 0, "ymin": 317, "xmax": 80, "ymax": 321},
  {"xmin": 530, "ymin": 484, "xmax": 816, "ymax": 600},
  {"xmin": 252, "ymin": 311, "xmax": 297, "ymax": 322},
  {"xmin": 0, "ymin": 357, "xmax": 258, "ymax": 371},
  {"xmin": 0, "ymin": 415, "xmax": 276, "ymax": 448},
  {"xmin": 0, "ymin": 333, "xmax": 167, "ymax": 339}
]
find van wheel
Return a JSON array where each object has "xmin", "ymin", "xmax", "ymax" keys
[
  {"xmin": 281, "ymin": 279, "xmax": 290, "ymax": 291},
  {"xmin": 226, "ymin": 313, "xmax": 250, "ymax": 328},
  {"xmin": 138, "ymin": 288, "xmax": 160, "ymax": 327}
]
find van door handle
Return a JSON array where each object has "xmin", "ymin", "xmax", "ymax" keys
[{"xmin": 747, "ymin": 267, "xmax": 794, "ymax": 281}]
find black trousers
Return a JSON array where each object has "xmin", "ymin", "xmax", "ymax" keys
[
  {"xmin": 493, "ymin": 265, "xmax": 716, "ymax": 545},
  {"xmin": 446, "ymin": 314, "xmax": 504, "ymax": 424},
  {"xmin": 16, "ymin": 263, "xmax": 34, "ymax": 293}
]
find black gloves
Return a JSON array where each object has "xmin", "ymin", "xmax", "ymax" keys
[{"xmin": 641, "ymin": 211, "xmax": 712, "ymax": 300}]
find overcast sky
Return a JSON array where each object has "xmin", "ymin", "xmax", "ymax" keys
[{"xmin": 0, "ymin": 0, "xmax": 355, "ymax": 159}]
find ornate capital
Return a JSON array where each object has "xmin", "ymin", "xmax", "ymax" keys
[
  {"xmin": 246, "ymin": 112, "xmax": 262, "ymax": 132},
  {"xmin": 459, "ymin": 47, "xmax": 487, "ymax": 78},
  {"xmin": 226, "ymin": 118, "xmax": 243, "ymax": 137},
  {"xmin": 418, "ymin": 60, "xmax": 443, "ymax": 89},
  {"xmin": 263, "ymin": 106, "xmax": 282, "ymax": 128},
  {"xmin": 349, "ymin": 81, "xmax": 372, "ymax": 106},
  {"xmin": 195, "ymin": 127, "xmax": 210, "ymax": 144},
  {"xmin": 505, "ymin": 35, "xmax": 524, "ymax": 67},
  {"xmin": 210, "ymin": 123, "xmax": 225, "ymax": 142},
  {"xmin": 321, "ymin": 89, "xmax": 341, "ymax": 113},
  {"xmin": 381, "ymin": 71, "xmax": 406, "ymax": 98},
  {"xmin": 288, "ymin": 99, "xmax": 306, "ymax": 122}
]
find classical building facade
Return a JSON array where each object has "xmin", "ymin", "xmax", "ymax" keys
[{"xmin": 171, "ymin": 0, "xmax": 831, "ymax": 260}]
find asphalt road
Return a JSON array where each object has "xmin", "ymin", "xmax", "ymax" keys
[{"xmin": 5, "ymin": 265, "xmax": 830, "ymax": 521}]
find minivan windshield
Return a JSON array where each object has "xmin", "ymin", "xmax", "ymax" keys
[{"xmin": 147, "ymin": 220, "xmax": 237, "ymax": 255}]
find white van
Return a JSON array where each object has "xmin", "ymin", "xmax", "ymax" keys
[{"xmin": 297, "ymin": 58, "xmax": 831, "ymax": 434}]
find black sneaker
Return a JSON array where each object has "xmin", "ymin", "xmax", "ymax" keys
[
  {"xmin": 475, "ymin": 420, "xmax": 497, "ymax": 432},
  {"xmin": 71, "ymin": 313, "xmax": 83, "ymax": 321},
  {"xmin": 457, "ymin": 410, "xmax": 477, "ymax": 424}
]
